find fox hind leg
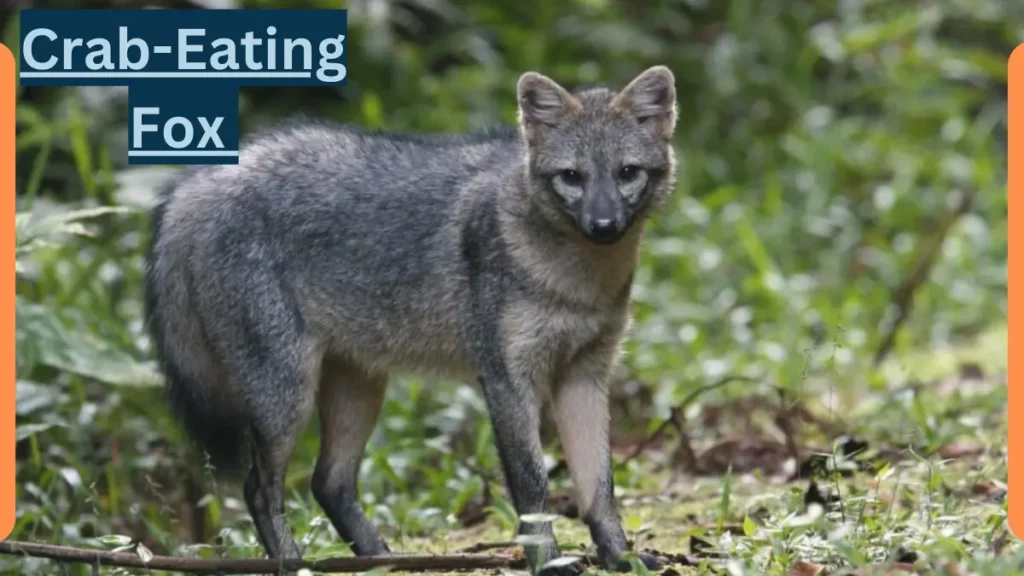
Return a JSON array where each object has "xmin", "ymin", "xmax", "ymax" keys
[
  {"xmin": 239, "ymin": 339, "xmax": 321, "ymax": 561},
  {"xmin": 312, "ymin": 358, "xmax": 391, "ymax": 556},
  {"xmin": 214, "ymin": 293, "xmax": 319, "ymax": 560},
  {"xmin": 241, "ymin": 361, "xmax": 318, "ymax": 561},
  {"xmin": 244, "ymin": 429, "xmax": 305, "ymax": 560}
]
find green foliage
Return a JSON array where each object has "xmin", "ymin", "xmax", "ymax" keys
[{"xmin": 5, "ymin": 0, "xmax": 1015, "ymax": 573}]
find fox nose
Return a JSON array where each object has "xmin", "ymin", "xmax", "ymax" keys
[{"xmin": 587, "ymin": 218, "xmax": 621, "ymax": 243}]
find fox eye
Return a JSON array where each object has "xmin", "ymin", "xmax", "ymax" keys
[
  {"xmin": 559, "ymin": 169, "xmax": 583, "ymax": 187},
  {"xmin": 619, "ymin": 165, "xmax": 640, "ymax": 183}
]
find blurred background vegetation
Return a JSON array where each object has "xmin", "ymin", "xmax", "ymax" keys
[{"xmin": 4, "ymin": 0, "xmax": 1017, "ymax": 573}]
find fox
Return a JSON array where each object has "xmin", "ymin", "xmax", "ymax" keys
[{"xmin": 144, "ymin": 65, "xmax": 679, "ymax": 575}]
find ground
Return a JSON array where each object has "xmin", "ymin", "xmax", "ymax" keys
[{"xmin": 179, "ymin": 324, "xmax": 1012, "ymax": 576}]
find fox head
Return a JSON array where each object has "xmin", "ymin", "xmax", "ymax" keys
[{"xmin": 516, "ymin": 66, "xmax": 679, "ymax": 245}]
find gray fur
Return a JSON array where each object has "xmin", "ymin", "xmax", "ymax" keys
[{"xmin": 144, "ymin": 66, "xmax": 679, "ymax": 575}]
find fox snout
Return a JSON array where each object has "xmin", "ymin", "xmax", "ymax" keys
[
  {"xmin": 583, "ymin": 216, "xmax": 623, "ymax": 243},
  {"xmin": 579, "ymin": 187, "xmax": 628, "ymax": 244}
]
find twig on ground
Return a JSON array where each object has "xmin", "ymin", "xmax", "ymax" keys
[
  {"xmin": 669, "ymin": 419, "xmax": 700, "ymax": 473},
  {"xmin": 0, "ymin": 540, "xmax": 525, "ymax": 574},
  {"xmin": 873, "ymin": 189, "xmax": 976, "ymax": 366},
  {"xmin": 774, "ymin": 388, "xmax": 803, "ymax": 463},
  {"xmin": 547, "ymin": 375, "xmax": 759, "ymax": 479},
  {"xmin": 456, "ymin": 541, "xmax": 520, "ymax": 553},
  {"xmin": 626, "ymin": 375, "xmax": 760, "ymax": 466}
]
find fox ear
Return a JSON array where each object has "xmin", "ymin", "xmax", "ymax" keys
[
  {"xmin": 611, "ymin": 66, "xmax": 677, "ymax": 140},
  {"xmin": 517, "ymin": 72, "xmax": 580, "ymax": 137}
]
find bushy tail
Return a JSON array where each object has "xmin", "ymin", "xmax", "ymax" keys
[
  {"xmin": 161, "ymin": 356, "xmax": 250, "ymax": 477},
  {"xmin": 144, "ymin": 180, "xmax": 250, "ymax": 478}
]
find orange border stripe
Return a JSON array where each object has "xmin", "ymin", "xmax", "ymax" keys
[{"xmin": 0, "ymin": 40, "xmax": 15, "ymax": 542}]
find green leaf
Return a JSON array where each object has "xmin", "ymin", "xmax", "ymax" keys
[
  {"xmin": 16, "ymin": 297, "xmax": 162, "ymax": 388},
  {"xmin": 624, "ymin": 553, "xmax": 651, "ymax": 576},
  {"xmin": 15, "ymin": 380, "xmax": 65, "ymax": 415},
  {"xmin": 15, "ymin": 423, "xmax": 59, "ymax": 442},
  {"xmin": 135, "ymin": 543, "xmax": 154, "ymax": 564},
  {"xmin": 17, "ymin": 206, "xmax": 136, "ymax": 254},
  {"xmin": 717, "ymin": 465, "xmax": 733, "ymax": 530},
  {"xmin": 519, "ymin": 513, "xmax": 560, "ymax": 524},
  {"xmin": 487, "ymin": 489, "xmax": 518, "ymax": 529},
  {"xmin": 541, "ymin": 556, "xmax": 581, "ymax": 571},
  {"xmin": 514, "ymin": 533, "xmax": 552, "ymax": 547},
  {"xmin": 93, "ymin": 535, "xmax": 134, "ymax": 548},
  {"xmin": 66, "ymin": 98, "xmax": 97, "ymax": 197},
  {"xmin": 743, "ymin": 515, "xmax": 756, "ymax": 537}
]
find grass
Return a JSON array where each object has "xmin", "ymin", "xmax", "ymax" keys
[{"xmin": 380, "ymin": 323, "xmax": 1012, "ymax": 576}]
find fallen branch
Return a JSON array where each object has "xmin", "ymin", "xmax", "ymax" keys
[
  {"xmin": 873, "ymin": 189, "xmax": 976, "ymax": 366},
  {"xmin": 546, "ymin": 375, "xmax": 759, "ymax": 480},
  {"xmin": 624, "ymin": 375, "xmax": 759, "ymax": 466},
  {"xmin": 456, "ymin": 541, "xmax": 519, "ymax": 553},
  {"xmin": 774, "ymin": 388, "xmax": 803, "ymax": 464},
  {"xmin": 0, "ymin": 540, "xmax": 525, "ymax": 574}
]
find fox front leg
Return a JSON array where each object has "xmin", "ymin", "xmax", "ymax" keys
[
  {"xmin": 475, "ymin": 370, "xmax": 571, "ymax": 575},
  {"xmin": 552, "ymin": 337, "xmax": 665, "ymax": 572}
]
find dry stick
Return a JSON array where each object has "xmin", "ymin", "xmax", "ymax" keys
[
  {"xmin": 872, "ymin": 189, "xmax": 976, "ymax": 367},
  {"xmin": 623, "ymin": 375, "xmax": 759, "ymax": 466},
  {"xmin": 668, "ymin": 415, "xmax": 699, "ymax": 473},
  {"xmin": 456, "ymin": 541, "xmax": 520, "ymax": 554},
  {"xmin": 774, "ymin": 388, "xmax": 804, "ymax": 464},
  {"xmin": 0, "ymin": 540, "xmax": 524, "ymax": 575},
  {"xmin": 546, "ymin": 375, "xmax": 760, "ymax": 479},
  {"xmin": 663, "ymin": 416, "xmax": 699, "ymax": 490}
]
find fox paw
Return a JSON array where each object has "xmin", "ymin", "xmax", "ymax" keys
[
  {"xmin": 607, "ymin": 551, "xmax": 665, "ymax": 572},
  {"xmin": 536, "ymin": 557, "xmax": 586, "ymax": 576}
]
